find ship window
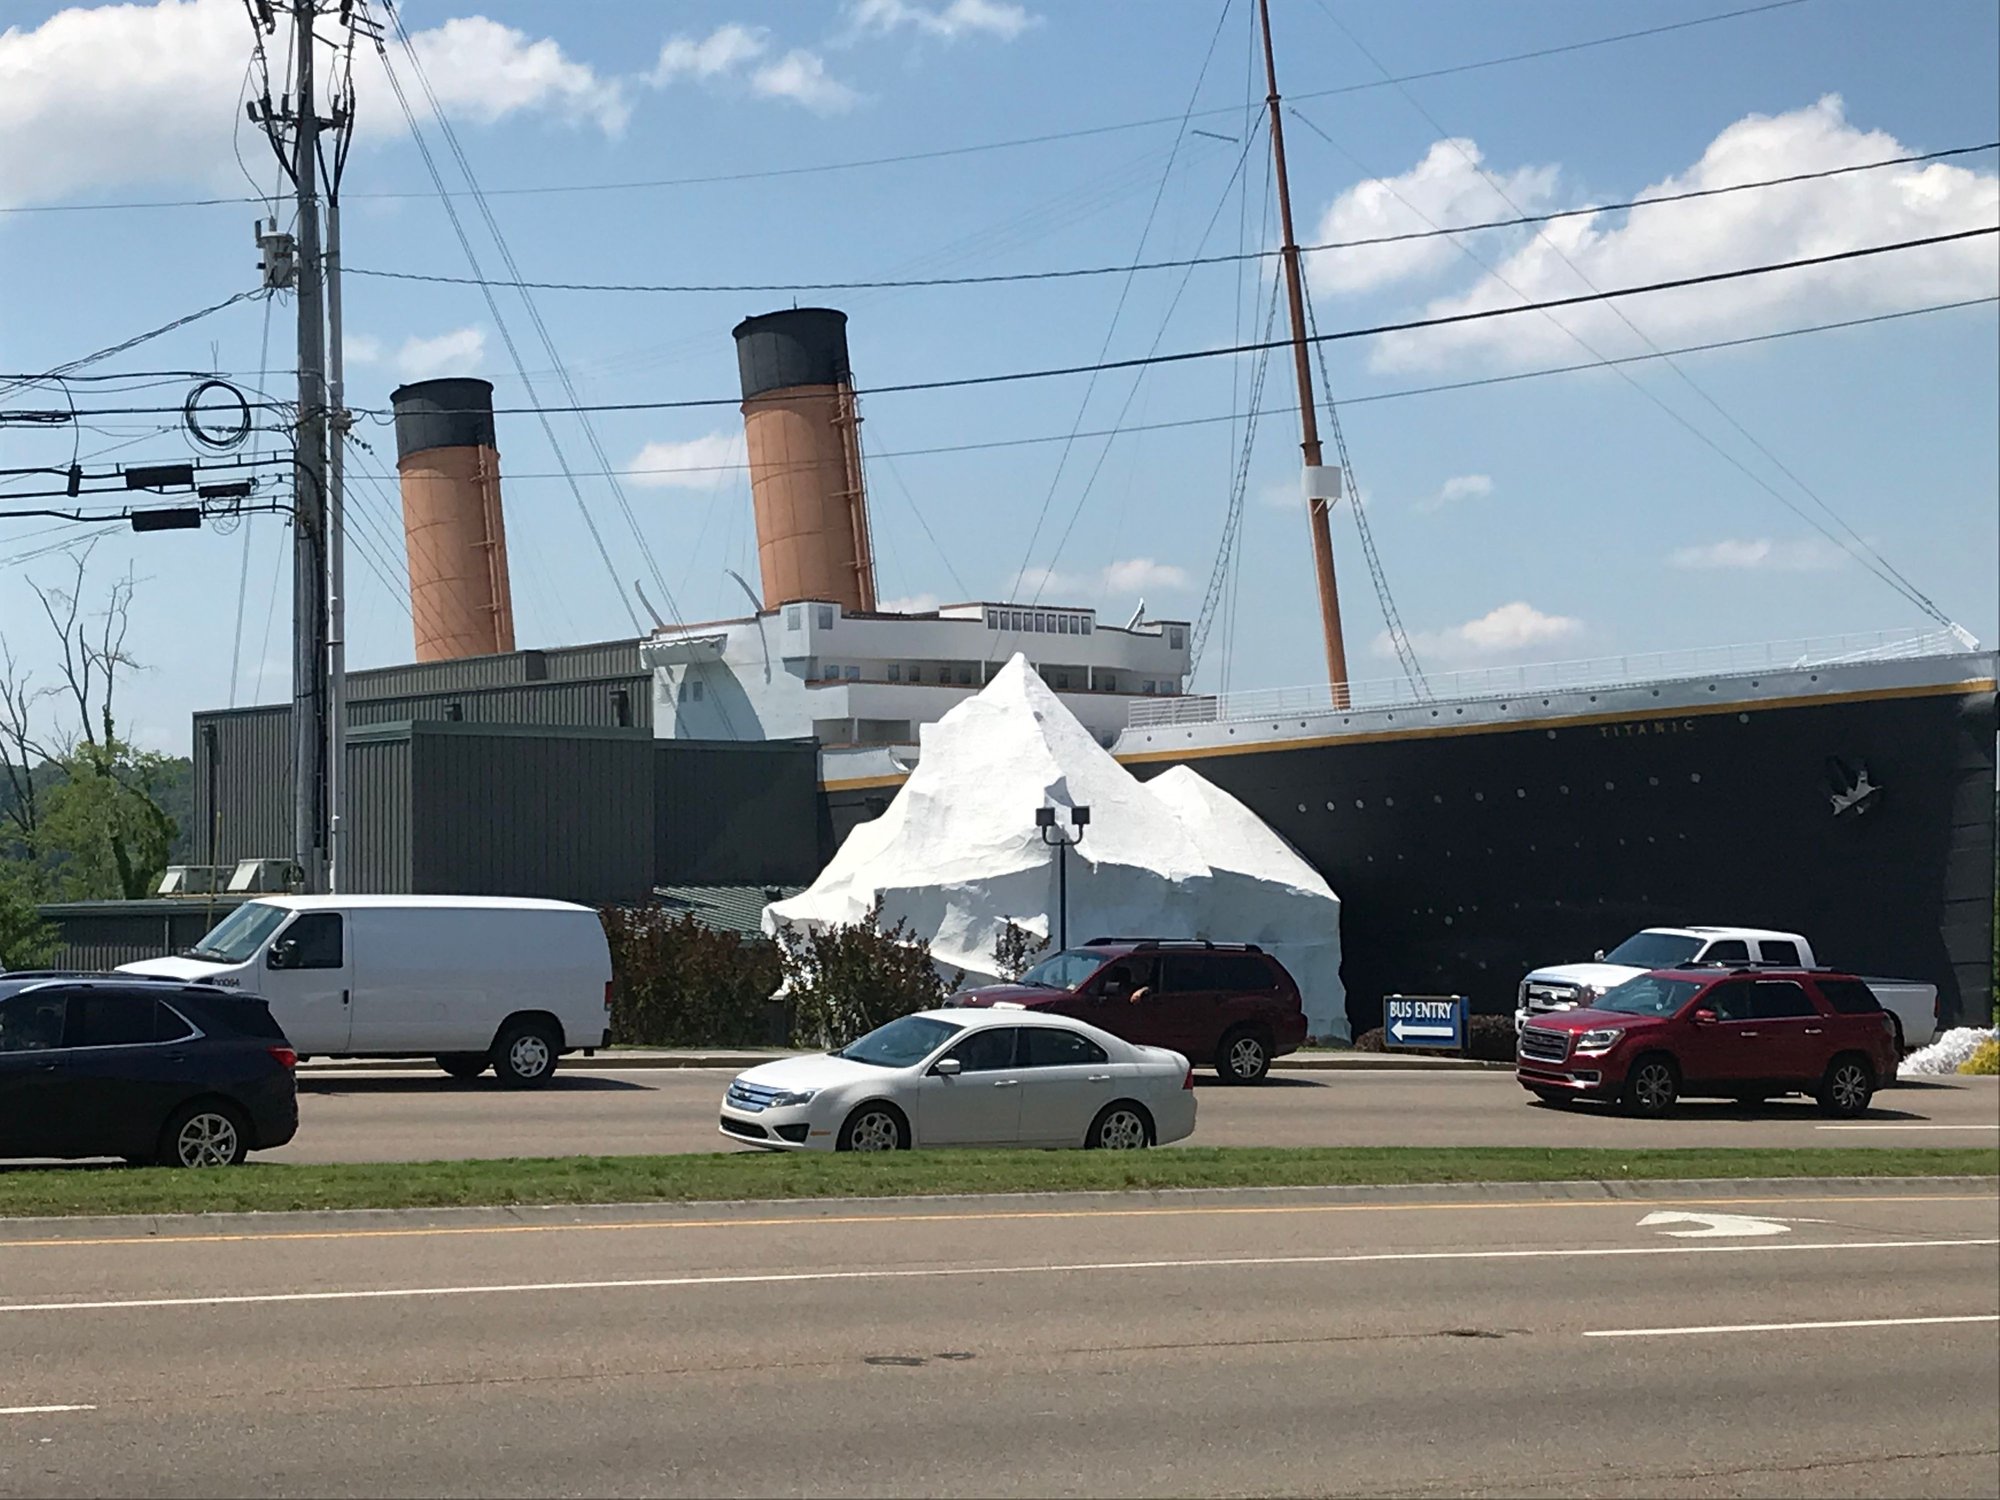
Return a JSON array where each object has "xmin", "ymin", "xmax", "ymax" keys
[
  {"xmin": 956, "ymin": 664, "xmax": 973, "ymax": 685},
  {"xmin": 1169, "ymin": 626, "xmax": 1185, "ymax": 650},
  {"xmin": 1142, "ymin": 680, "xmax": 1156, "ymax": 695},
  {"xmin": 690, "ymin": 679, "xmax": 704, "ymax": 701},
  {"xmin": 907, "ymin": 663, "xmax": 922, "ymax": 684},
  {"xmin": 887, "ymin": 664, "xmax": 901, "ymax": 683},
  {"xmin": 845, "ymin": 665, "xmax": 860, "ymax": 682},
  {"xmin": 815, "ymin": 604, "xmax": 835, "ymax": 629},
  {"xmin": 786, "ymin": 605, "xmax": 802, "ymax": 630},
  {"xmin": 823, "ymin": 663, "xmax": 840, "ymax": 681},
  {"xmin": 1037, "ymin": 613, "xmax": 1051, "ymax": 632},
  {"xmin": 1100, "ymin": 673, "xmax": 1117, "ymax": 693},
  {"xmin": 1081, "ymin": 617, "xmax": 1092, "ymax": 635},
  {"xmin": 1055, "ymin": 671, "xmax": 1071, "ymax": 690},
  {"xmin": 986, "ymin": 609, "xmax": 999, "ymax": 629}
]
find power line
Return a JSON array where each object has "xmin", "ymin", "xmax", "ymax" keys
[
  {"xmin": 0, "ymin": 0, "xmax": 1817, "ymax": 216},
  {"xmin": 344, "ymin": 141, "xmax": 1998, "ymax": 297},
  {"xmin": 0, "ymin": 291, "xmax": 264, "ymax": 400}
]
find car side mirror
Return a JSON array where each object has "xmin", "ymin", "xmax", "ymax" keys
[
  {"xmin": 1691, "ymin": 1008, "xmax": 1716, "ymax": 1025},
  {"xmin": 933, "ymin": 1057, "xmax": 962, "ymax": 1077},
  {"xmin": 1593, "ymin": 949, "xmax": 1606, "ymax": 962},
  {"xmin": 266, "ymin": 941, "xmax": 294, "ymax": 971}
]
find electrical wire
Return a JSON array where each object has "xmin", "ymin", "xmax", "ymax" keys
[
  {"xmin": 0, "ymin": 291, "xmax": 265, "ymax": 401},
  {"xmin": 343, "ymin": 141, "xmax": 1998, "ymax": 297}
]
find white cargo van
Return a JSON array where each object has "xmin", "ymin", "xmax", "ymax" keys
[{"xmin": 119, "ymin": 895, "xmax": 612, "ymax": 1086}]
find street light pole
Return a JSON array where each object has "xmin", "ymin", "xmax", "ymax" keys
[{"xmin": 1036, "ymin": 804, "xmax": 1090, "ymax": 949}]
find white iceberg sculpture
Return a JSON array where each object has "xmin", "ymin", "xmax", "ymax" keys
[{"xmin": 764, "ymin": 654, "xmax": 1348, "ymax": 1039}]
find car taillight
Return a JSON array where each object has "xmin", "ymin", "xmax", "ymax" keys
[
  {"xmin": 1182, "ymin": 1066, "xmax": 1195, "ymax": 1091},
  {"xmin": 604, "ymin": 980, "xmax": 614, "ymax": 1014},
  {"xmin": 268, "ymin": 1046, "xmax": 298, "ymax": 1069}
]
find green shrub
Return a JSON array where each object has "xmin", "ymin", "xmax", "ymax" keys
[
  {"xmin": 776, "ymin": 898, "xmax": 960, "ymax": 1050},
  {"xmin": 600, "ymin": 906, "xmax": 782, "ymax": 1047},
  {"xmin": 1959, "ymin": 1039, "xmax": 2000, "ymax": 1076}
]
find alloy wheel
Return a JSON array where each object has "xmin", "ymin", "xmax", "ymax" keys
[
  {"xmin": 1830, "ymin": 1063, "xmax": 1871, "ymax": 1113},
  {"xmin": 1096, "ymin": 1108, "xmax": 1148, "ymax": 1150},
  {"xmin": 848, "ymin": 1110, "xmax": 901, "ymax": 1151},
  {"xmin": 1634, "ymin": 1063, "xmax": 1676, "ymax": 1113},
  {"xmin": 509, "ymin": 1034, "xmax": 552, "ymax": 1079},
  {"xmin": 1228, "ymin": 1036, "xmax": 1267, "ymax": 1079},
  {"xmin": 176, "ymin": 1112, "xmax": 240, "ymax": 1168}
]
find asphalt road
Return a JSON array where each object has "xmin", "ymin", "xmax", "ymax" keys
[
  {"xmin": 1, "ymin": 1180, "xmax": 1993, "ymax": 1497},
  {"xmin": 265, "ymin": 1067, "xmax": 2000, "ymax": 1163}
]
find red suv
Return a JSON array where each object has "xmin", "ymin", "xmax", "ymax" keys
[
  {"xmin": 1516, "ymin": 967, "xmax": 1898, "ymax": 1117},
  {"xmin": 949, "ymin": 939, "xmax": 1308, "ymax": 1082}
]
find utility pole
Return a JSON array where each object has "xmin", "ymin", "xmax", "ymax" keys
[
  {"xmin": 1258, "ymin": 0, "xmax": 1350, "ymax": 707},
  {"xmin": 289, "ymin": 0, "xmax": 331, "ymax": 893}
]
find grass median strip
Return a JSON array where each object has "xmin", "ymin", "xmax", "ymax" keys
[{"xmin": 0, "ymin": 1147, "xmax": 1993, "ymax": 1218}]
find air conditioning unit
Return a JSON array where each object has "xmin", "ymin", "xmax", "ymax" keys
[
  {"xmin": 156, "ymin": 864, "xmax": 228, "ymax": 895},
  {"xmin": 227, "ymin": 857, "xmax": 302, "ymax": 894}
]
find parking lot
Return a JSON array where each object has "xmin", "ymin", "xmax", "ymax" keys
[{"xmin": 265, "ymin": 1066, "xmax": 2000, "ymax": 1164}]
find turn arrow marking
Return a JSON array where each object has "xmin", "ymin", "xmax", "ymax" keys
[{"xmin": 1638, "ymin": 1211, "xmax": 1796, "ymax": 1238}]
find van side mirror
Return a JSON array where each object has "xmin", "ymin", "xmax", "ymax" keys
[
  {"xmin": 266, "ymin": 940, "xmax": 295, "ymax": 971},
  {"xmin": 933, "ymin": 1057, "xmax": 962, "ymax": 1077},
  {"xmin": 1593, "ymin": 949, "xmax": 1606, "ymax": 962}
]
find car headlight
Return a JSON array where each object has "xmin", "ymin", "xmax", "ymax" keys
[
  {"xmin": 1575, "ymin": 1028, "xmax": 1623, "ymax": 1054},
  {"xmin": 769, "ymin": 1089, "xmax": 819, "ymax": 1108}
]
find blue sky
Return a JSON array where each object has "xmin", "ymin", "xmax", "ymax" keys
[{"xmin": 2, "ymin": 0, "xmax": 1996, "ymax": 753}]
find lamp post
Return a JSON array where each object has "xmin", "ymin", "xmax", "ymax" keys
[{"xmin": 1036, "ymin": 804, "xmax": 1090, "ymax": 949}]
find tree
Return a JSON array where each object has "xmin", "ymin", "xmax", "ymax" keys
[
  {"xmin": 0, "ymin": 861, "xmax": 57, "ymax": 970},
  {"xmin": 776, "ymin": 900, "xmax": 961, "ymax": 1049},
  {"xmin": 0, "ymin": 546, "xmax": 181, "ymax": 900},
  {"xmin": 993, "ymin": 917, "xmax": 1049, "ymax": 980}
]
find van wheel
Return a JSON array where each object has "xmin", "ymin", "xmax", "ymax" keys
[
  {"xmin": 1216, "ymin": 1027, "xmax": 1271, "ymax": 1084},
  {"xmin": 495, "ymin": 1021, "xmax": 561, "ymax": 1089},
  {"xmin": 1817, "ymin": 1055, "xmax": 1875, "ymax": 1118},
  {"xmin": 1622, "ymin": 1056, "xmax": 1680, "ymax": 1118},
  {"xmin": 437, "ymin": 1053, "xmax": 489, "ymax": 1081},
  {"xmin": 159, "ymin": 1101, "xmax": 249, "ymax": 1167}
]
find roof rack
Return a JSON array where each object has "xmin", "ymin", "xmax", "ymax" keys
[{"xmin": 1083, "ymin": 938, "xmax": 1264, "ymax": 953}]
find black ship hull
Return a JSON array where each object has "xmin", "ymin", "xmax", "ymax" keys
[{"xmin": 826, "ymin": 669, "xmax": 1997, "ymax": 1035}]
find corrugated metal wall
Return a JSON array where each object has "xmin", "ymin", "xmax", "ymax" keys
[
  {"xmin": 191, "ymin": 706, "xmax": 293, "ymax": 868},
  {"xmin": 409, "ymin": 723, "xmax": 657, "ymax": 904},
  {"xmin": 348, "ymin": 677, "xmax": 647, "ymax": 731},
  {"xmin": 344, "ymin": 732, "xmax": 415, "ymax": 893},
  {"xmin": 656, "ymin": 739, "xmax": 822, "ymax": 884},
  {"xmin": 352, "ymin": 638, "xmax": 642, "ymax": 698},
  {"xmin": 38, "ymin": 899, "xmax": 249, "ymax": 971}
]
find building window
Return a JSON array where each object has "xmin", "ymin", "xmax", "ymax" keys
[
  {"xmin": 887, "ymin": 664, "xmax": 901, "ymax": 683},
  {"xmin": 1169, "ymin": 626, "xmax": 1185, "ymax": 650},
  {"xmin": 443, "ymin": 701, "xmax": 463, "ymax": 721},
  {"xmin": 610, "ymin": 688, "xmax": 632, "ymax": 727},
  {"xmin": 815, "ymin": 604, "xmax": 835, "ymax": 629},
  {"xmin": 845, "ymin": 665, "xmax": 860, "ymax": 681},
  {"xmin": 785, "ymin": 605, "xmax": 802, "ymax": 630}
]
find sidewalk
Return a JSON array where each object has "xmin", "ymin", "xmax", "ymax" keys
[{"xmin": 298, "ymin": 1048, "xmax": 1507, "ymax": 1074}]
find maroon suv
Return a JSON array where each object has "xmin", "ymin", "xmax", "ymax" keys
[
  {"xmin": 1516, "ymin": 967, "xmax": 1899, "ymax": 1117},
  {"xmin": 949, "ymin": 939, "xmax": 1308, "ymax": 1082}
]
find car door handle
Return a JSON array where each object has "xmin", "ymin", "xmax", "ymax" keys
[
  {"xmin": 1087, "ymin": 1074, "xmax": 1113, "ymax": 1082},
  {"xmin": 1804, "ymin": 1028, "xmax": 1823, "ymax": 1035},
  {"xmin": 1737, "ymin": 1030, "xmax": 1760, "ymax": 1037},
  {"xmin": 993, "ymin": 1079, "xmax": 1019, "ymax": 1088}
]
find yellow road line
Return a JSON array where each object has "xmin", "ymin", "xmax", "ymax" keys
[{"xmin": 0, "ymin": 1189, "xmax": 1991, "ymax": 1253}]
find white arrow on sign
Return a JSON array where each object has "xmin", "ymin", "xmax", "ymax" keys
[
  {"xmin": 1638, "ymin": 1211, "xmax": 1794, "ymax": 1239},
  {"xmin": 1390, "ymin": 1019, "xmax": 1456, "ymax": 1042}
]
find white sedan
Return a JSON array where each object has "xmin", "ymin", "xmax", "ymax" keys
[{"xmin": 719, "ymin": 1008, "xmax": 1196, "ymax": 1152}]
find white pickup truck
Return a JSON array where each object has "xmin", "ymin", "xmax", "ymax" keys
[{"xmin": 1516, "ymin": 925, "xmax": 1939, "ymax": 1052}]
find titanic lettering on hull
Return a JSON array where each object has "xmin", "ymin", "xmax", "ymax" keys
[{"xmin": 1597, "ymin": 718, "xmax": 1700, "ymax": 739}]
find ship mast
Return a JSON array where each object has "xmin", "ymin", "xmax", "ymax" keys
[{"xmin": 1257, "ymin": 0, "xmax": 1349, "ymax": 705}]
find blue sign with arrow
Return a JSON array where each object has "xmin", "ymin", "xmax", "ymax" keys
[{"xmin": 1383, "ymin": 994, "xmax": 1468, "ymax": 1051}]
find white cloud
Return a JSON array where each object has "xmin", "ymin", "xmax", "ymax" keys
[
  {"xmin": 1012, "ymin": 558, "xmax": 1189, "ymax": 598},
  {"xmin": 752, "ymin": 49, "xmax": 861, "ymax": 113},
  {"xmin": 1372, "ymin": 96, "xmax": 2000, "ymax": 371},
  {"xmin": 1669, "ymin": 536, "xmax": 1849, "ymax": 571},
  {"xmin": 343, "ymin": 334, "xmax": 385, "ymax": 366},
  {"xmin": 848, "ymin": 0, "xmax": 1039, "ymax": 41},
  {"xmin": 624, "ymin": 431, "xmax": 746, "ymax": 490},
  {"xmin": 1415, "ymin": 473, "xmax": 1494, "ymax": 512},
  {"xmin": 0, "ymin": 0, "xmax": 626, "ymax": 210},
  {"xmin": 879, "ymin": 592, "xmax": 943, "ymax": 614},
  {"xmin": 393, "ymin": 327, "xmax": 486, "ymax": 383},
  {"xmin": 1384, "ymin": 601, "xmax": 1583, "ymax": 665},
  {"xmin": 648, "ymin": 24, "xmax": 769, "ymax": 84},
  {"xmin": 1306, "ymin": 140, "xmax": 1557, "ymax": 294}
]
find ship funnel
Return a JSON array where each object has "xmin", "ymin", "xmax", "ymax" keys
[
  {"xmin": 732, "ymin": 308, "xmax": 877, "ymax": 613},
  {"xmin": 389, "ymin": 377, "xmax": 516, "ymax": 662}
]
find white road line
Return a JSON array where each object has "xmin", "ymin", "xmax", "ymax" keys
[
  {"xmin": 0, "ymin": 1405, "xmax": 95, "ymax": 1415},
  {"xmin": 1, "ymin": 1237, "xmax": 1992, "ymax": 1317},
  {"xmin": 1815, "ymin": 1124, "xmax": 1999, "ymax": 1131},
  {"xmin": 1586, "ymin": 1313, "xmax": 2000, "ymax": 1339}
]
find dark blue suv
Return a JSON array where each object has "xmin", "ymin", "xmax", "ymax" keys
[{"xmin": 0, "ymin": 975, "xmax": 299, "ymax": 1167}]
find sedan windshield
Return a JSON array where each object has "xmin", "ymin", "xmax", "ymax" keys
[
  {"xmin": 1602, "ymin": 932, "xmax": 1704, "ymax": 968},
  {"xmin": 1015, "ymin": 949, "xmax": 1109, "ymax": 991},
  {"xmin": 1591, "ymin": 976, "xmax": 1704, "ymax": 1017},
  {"xmin": 836, "ymin": 1014, "xmax": 964, "ymax": 1068},
  {"xmin": 186, "ymin": 901, "xmax": 291, "ymax": 964}
]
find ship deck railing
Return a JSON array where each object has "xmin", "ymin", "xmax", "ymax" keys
[{"xmin": 1127, "ymin": 626, "xmax": 1983, "ymax": 729}]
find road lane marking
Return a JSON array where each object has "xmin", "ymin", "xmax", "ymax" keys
[
  {"xmin": 0, "ymin": 1405, "xmax": 94, "ymax": 1415},
  {"xmin": 1816, "ymin": 1124, "xmax": 1999, "ymax": 1131},
  {"xmin": 1586, "ymin": 1313, "xmax": 2000, "ymax": 1339},
  {"xmin": 0, "ymin": 1190, "xmax": 1990, "ymax": 1253},
  {"xmin": 0, "ymin": 1237, "xmax": 1991, "ymax": 1316},
  {"xmin": 1639, "ymin": 1211, "xmax": 1795, "ymax": 1238}
]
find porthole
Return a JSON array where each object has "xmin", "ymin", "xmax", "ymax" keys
[
  {"xmin": 1560, "ymin": 784, "xmax": 1570, "ymax": 794},
  {"xmin": 1433, "ymin": 794, "xmax": 1444, "ymax": 803},
  {"xmin": 1355, "ymin": 799, "xmax": 1366, "ymax": 809},
  {"xmin": 1690, "ymin": 772, "xmax": 1701, "ymax": 784},
  {"xmin": 1546, "ymin": 730, "xmax": 1557, "ymax": 740},
  {"xmin": 1738, "ymin": 713, "xmax": 1750, "ymax": 723},
  {"xmin": 1297, "ymin": 803, "xmax": 1307, "ymax": 813},
  {"xmin": 1326, "ymin": 801, "xmax": 1337, "ymax": 811},
  {"xmin": 1516, "ymin": 788, "xmax": 1526, "ymax": 798},
  {"xmin": 1605, "ymin": 780, "xmax": 1615, "ymax": 790},
  {"xmin": 1648, "ymin": 776, "xmax": 1659, "ymax": 787},
  {"xmin": 1474, "ymin": 791, "xmax": 1485, "ymax": 801},
  {"xmin": 1384, "ymin": 796, "xmax": 1394, "ymax": 806}
]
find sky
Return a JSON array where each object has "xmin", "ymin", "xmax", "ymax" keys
[{"xmin": 1, "ymin": 0, "xmax": 1996, "ymax": 755}]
